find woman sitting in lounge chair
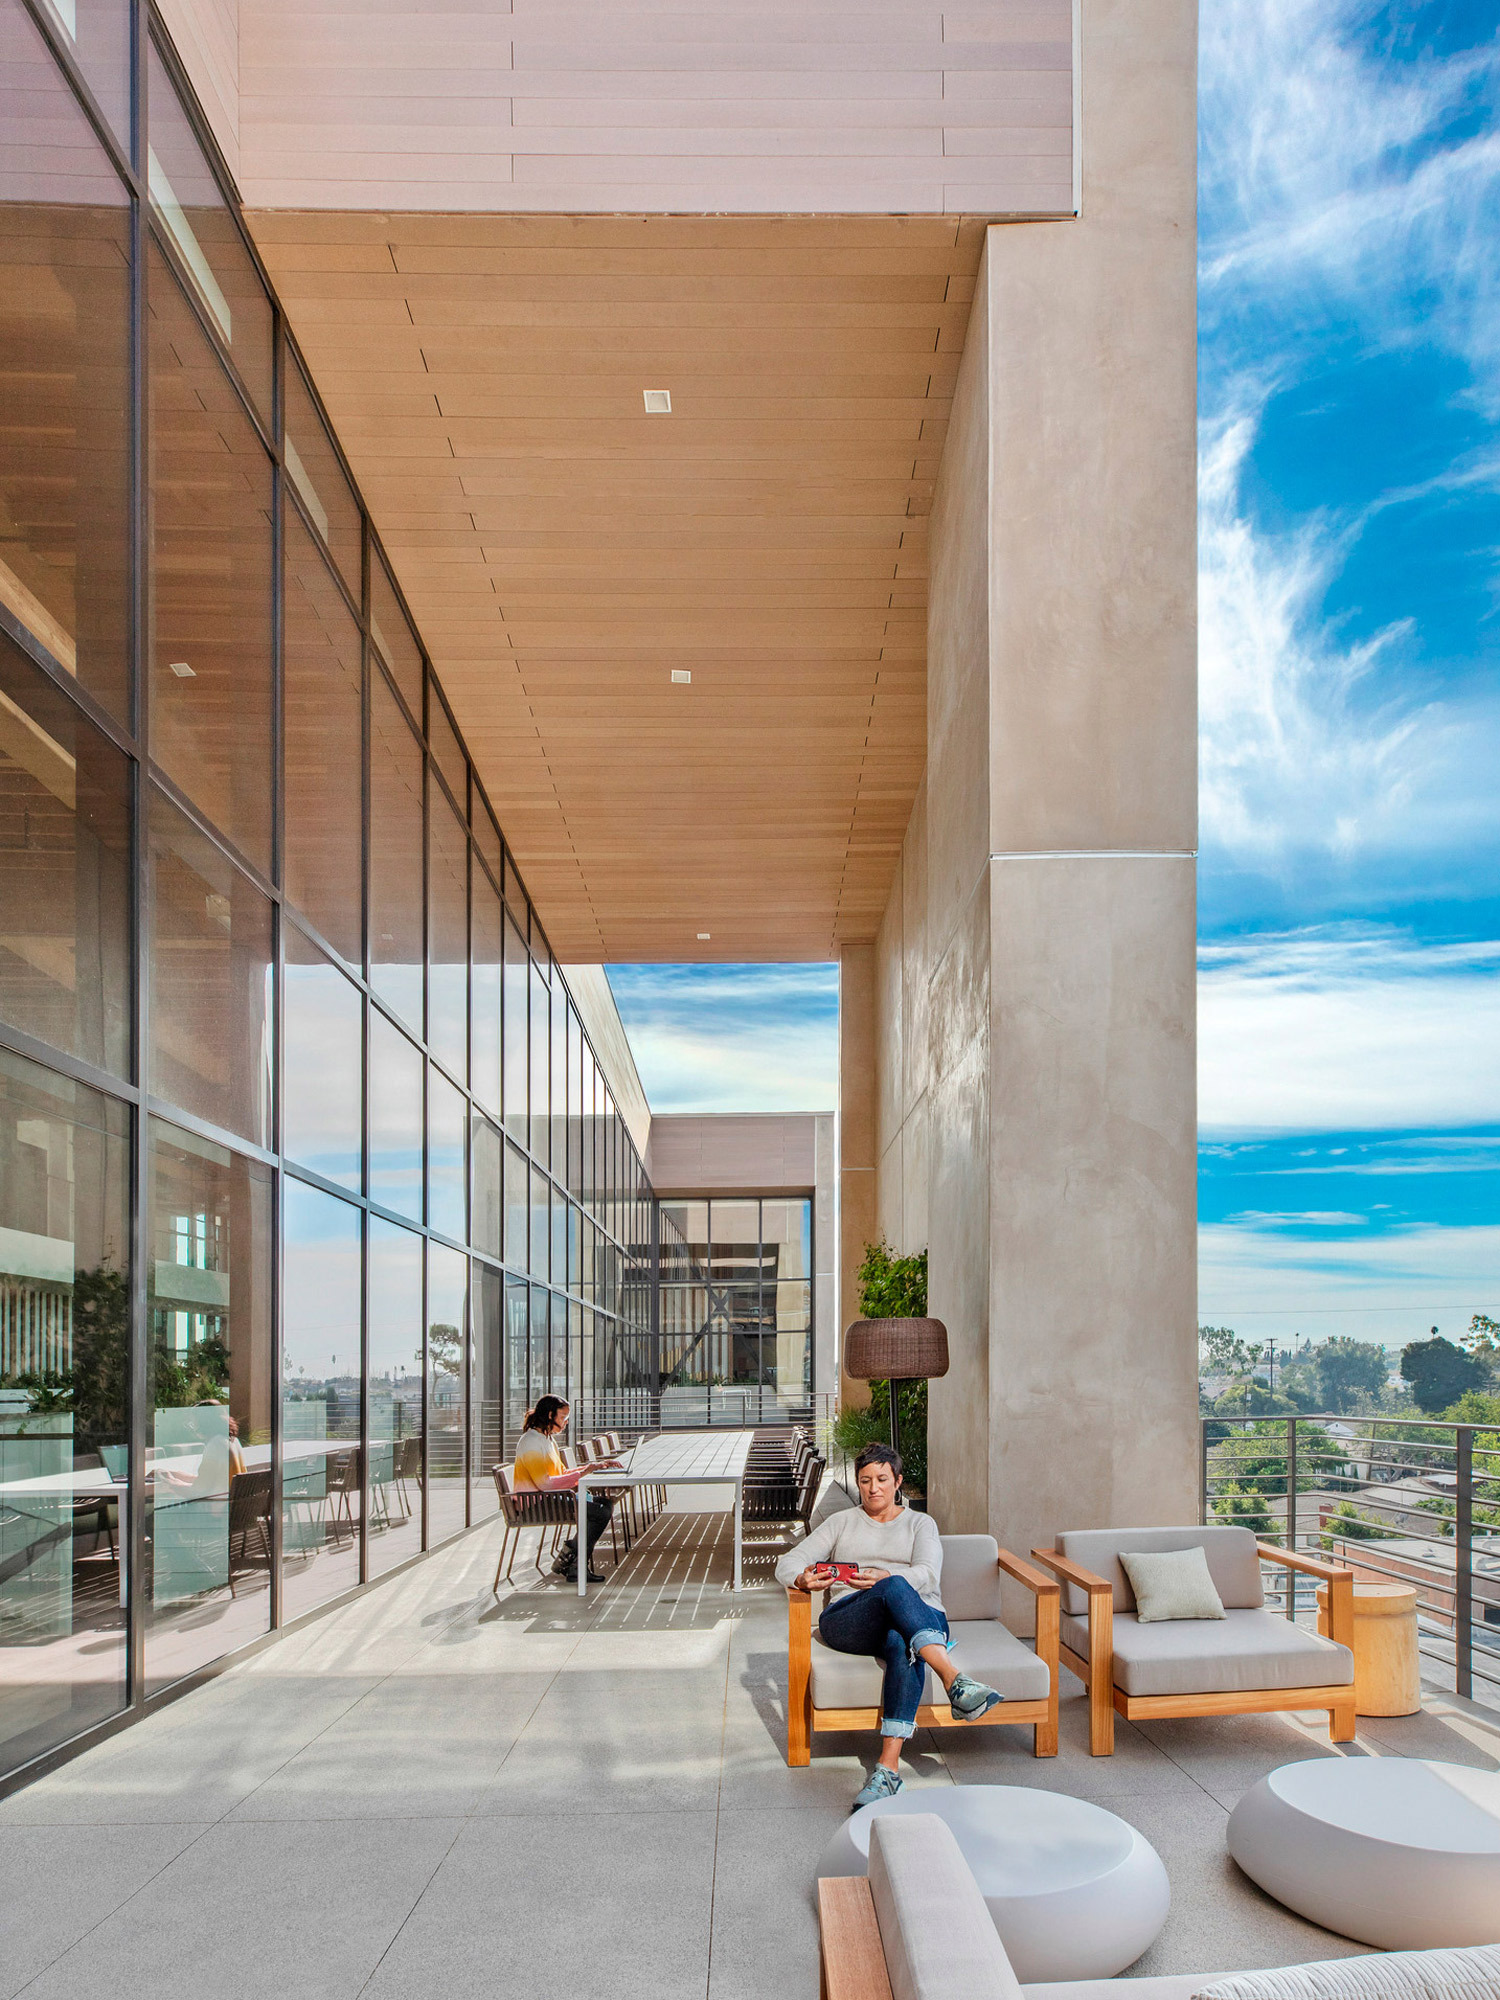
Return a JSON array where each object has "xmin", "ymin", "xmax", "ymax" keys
[
  {"xmin": 774, "ymin": 1441, "xmax": 1001, "ymax": 1808},
  {"xmin": 512, "ymin": 1396, "xmax": 618, "ymax": 1585}
]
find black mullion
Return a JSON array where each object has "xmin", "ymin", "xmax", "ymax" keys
[
  {"xmin": 126, "ymin": 0, "xmax": 149, "ymax": 1715},
  {"xmin": 0, "ymin": 1021, "xmax": 139, "ymax": 1105},
  {"xmin": 142, "ymin": 1095, "xmax": 278, "ymax": 1169},
  {"xmin": 283, "ymin": 477, "xmax": 363, "ymax": 632},
  {"xmin": 0, "ymin": 605, "xmax": 144, "ymax": 763},
  {"xmin": 145, "ymin": 215, "xmax": 278, "ymax": 465},
  {"xmin": 145, "ymin": 761, "xmax": 279, "ymax": 905}
]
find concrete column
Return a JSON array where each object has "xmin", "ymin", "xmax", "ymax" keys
[
  {"xmin": 924, "ymin": 0, "xmax": 1200, "ymax": 1564},
  {"xmin": 837, "ymin": 943, "xmax": 876, "ymax": 1410}
]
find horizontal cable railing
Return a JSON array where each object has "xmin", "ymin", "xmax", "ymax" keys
[
  {"xmin": 1201, "ymin": 1413, "xmax": 1500, "ymax": 1706},
  {"xmin": 520, "ymin": 1387, "xmax": 837, "ymax": 1447}
]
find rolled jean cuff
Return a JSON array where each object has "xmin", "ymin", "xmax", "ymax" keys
[
  {"xmin": 907, "ymin": 1625, "xmax": 949, "ymax": 1665},
  {"xmin": 879, "ymin": 1716, "xmax": 916, "ymax": 1739}
]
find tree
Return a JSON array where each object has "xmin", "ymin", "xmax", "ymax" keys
[
  {"xmin": 1461, "ymin": 1315, "xmax": 1500, "ymax": 1386},
  {"xmin": 1199, "ymin": 1325, "xmax": 1251, "ymax": 1377},
  {"xmin": 1400, "ymin": 1332, "xmax": 1483, "ymax": 1413},
  {"xmin": 1312, "ymin": 1337, "xmax": 1389, "ymax": 1413},
  {"xmin": 832, "ymin": 1242, "xmax": 930, "ymax": 1494}
]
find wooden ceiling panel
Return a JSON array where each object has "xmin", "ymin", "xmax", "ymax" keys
[{"xmin": 247, "ymin": 211, "xmax": 985, "ymax": 960}]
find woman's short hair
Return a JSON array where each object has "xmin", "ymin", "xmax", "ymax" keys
[
  {"xmin": 854, "ymin": 1441, "xmax": 903, "ymax": 1480},
  {"xmin": 524, "ymin": 1394, "xmax": 568, "ymax": 1434}
]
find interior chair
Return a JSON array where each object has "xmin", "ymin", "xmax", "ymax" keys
[
  {"xmin": 491, "ymin": 1463, "xmax": 577, "ymax": 1590},
  {"xmin": 226, "ymin": 1467, "xmax": 273, "ymax": 1596},
  {"xmin": 1030, "ymin": 1525, "xmax": 1357, "ymax": 1755},
  {"xmin": 786, "ymin": 1534, "xmax": 1059, "ymax": 1766}
]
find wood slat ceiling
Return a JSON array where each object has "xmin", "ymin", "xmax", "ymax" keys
[{"xmin": 246, "ymin": 212, "xmax": 986, "ymax": 961}]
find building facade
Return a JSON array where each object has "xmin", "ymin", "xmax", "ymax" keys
[{"xmin": 1, "ymin": 0, "xmax": 1196, "ymax": 1782}]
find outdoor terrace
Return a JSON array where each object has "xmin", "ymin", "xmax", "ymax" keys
[{"xmin": 1, "ymin": 1488, "xmax": 1496, "ymax": 2000}]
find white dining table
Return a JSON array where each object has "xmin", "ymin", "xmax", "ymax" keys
[{"xmin": 575, "ymin": 1429, "xmax": 755, "ymax": 1598}]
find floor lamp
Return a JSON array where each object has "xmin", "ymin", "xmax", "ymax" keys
[{"xmin": 842, "ymin": 1317, "xmax": 949, "ymax": 1468}]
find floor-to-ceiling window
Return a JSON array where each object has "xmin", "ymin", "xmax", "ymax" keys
[
  {"xmin": 0, "ymin": 0, "xmax": 653, "ymax": 1787},
  {"xmin": 656, "ymin": 1198, "xmax": 815, "ymax": 1415}
]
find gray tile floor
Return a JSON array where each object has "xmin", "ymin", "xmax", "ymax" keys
[{"xmin": 3, "ymin": 1499, "xmax": 1497, "ymax": 2000}]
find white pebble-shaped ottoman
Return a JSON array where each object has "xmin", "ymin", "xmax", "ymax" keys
[
  {"xmin": 816, "ymin": 1785, "xmax": 1170, "ymax": 1981},
  {"xmin": 1228, "ymin": 1758, "xmax": 1500, "ymax": 1949}
]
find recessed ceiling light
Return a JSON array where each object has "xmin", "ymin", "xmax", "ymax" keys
[
  {"xmin": 643, "ymin": 389, "xmax": 672, "ymax": 414},
  {"xmin": 168, "ymin": 661, "xmax": 196, "ymax": 678},
  {"xmin": 697, "ymin": 933, "xmax": 711, "ymax": 941},
  {"xmin": 671, "ymin": 669, "xmax": 691, "ymax": 684}
]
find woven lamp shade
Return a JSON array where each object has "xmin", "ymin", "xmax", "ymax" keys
[{"xmin": 843, "ymin": 1317, "xmax": 949, "ymax": 1382}]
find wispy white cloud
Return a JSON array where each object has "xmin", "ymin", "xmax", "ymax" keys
[
  {"xmin": 1199, "ymin": 1216, "xmax": 1500, "ymax": 1333},
  {"xmin": 1199, "ymin": 926, "xmax": 1500, "ymax": 1132},
  {"xmin": 606, "ymin": 963, "xmax": 838, "ymax": 1115}
]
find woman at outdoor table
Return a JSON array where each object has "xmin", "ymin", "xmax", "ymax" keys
[
  {"xmin": 512, "ymin": 1396, "xmax": 619, "ymax": 1584},
  {"xmin": 775, "ymin": 1440, "xmax": 1002, "ymax": 1809}
]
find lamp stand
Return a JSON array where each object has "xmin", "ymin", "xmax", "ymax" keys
[{"xmin": 888, "ymin": 1378, "xmax": 904, "ymax": 1465}]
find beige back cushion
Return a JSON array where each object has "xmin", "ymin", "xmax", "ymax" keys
[
  {"xmin": 1057, "ymin": 1526, "xmax": 1265, "ymax": 1618},
  {"xmin": 1195, "ymin": 1944, "xmax": 1500, "ymax": 2000},
  {"xmin": 939, "ymin": 1535, "xmax": 1003, "ymax": 1621},
  {"xmin": 868, "ymin": 1815, "xmax": 1023, "ymax": 2000}
]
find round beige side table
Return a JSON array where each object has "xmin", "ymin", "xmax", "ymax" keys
[{"xmin": 1317, "ymin": 1579, "xmax": 1420, "ymax": 1715}]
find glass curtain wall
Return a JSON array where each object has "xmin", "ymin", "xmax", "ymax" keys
[
  {"xmin": 656, "ymin": 1199, "xmax": 815, "ymax": 1412},
  {"xmin": 0, "ymin": 0, "xmax": 654, "ymax": 1787}
]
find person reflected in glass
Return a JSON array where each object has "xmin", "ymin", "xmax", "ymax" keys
[
  {"xmin": 512, "ymin": 1395, "xmax": 619, "ymax": 1584},
  {"xmin": 776, "ymin": 1441, "xmax": 1002, "ymax": 1809}
]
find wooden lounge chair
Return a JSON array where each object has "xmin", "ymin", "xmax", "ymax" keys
[
  {"xmin": 1030, "ymin": 1525, "xmax": 1357, "ymax": 1755},
  {"xmin": 787, "ymin": 1534, "xmax": 1059, "ymax": 1765}
]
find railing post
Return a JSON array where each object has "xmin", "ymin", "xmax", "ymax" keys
[
  {"xmin": 1199, "ymin": 1417, "xmax": 1208, "ymax": 1525},
  {"xmin": 1455, "ymin": 1424, "xmax": 1473, "ymax": 1701},
  {"xmin": 1285, "ymin": 1415, "xmax": 1298, "ymax": 1618}
]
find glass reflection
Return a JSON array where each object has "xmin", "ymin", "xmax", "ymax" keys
[
  {"xmin": 470, "ymin": 1262, "xmax": 500, "ymax": 1519},
  {"xmin": 529, "ymin": 1164, "xmax": 549, "ymax": 1283},
  {"xmin": 283, "ymin": 358, "xmax": 361, "ymax": 593},
  {"xmin": 426, "ymin": 1242, "xmax": 466, "ymax": 1542},
  {"xmin": 471, "ymin": 863, "xmax": 501, "ymax": 1118},
  {"xmin": 282, "ymin": 924, "xmax": 362, "ymax": 1193},
  {"xmin": 504, "ymin": 1275, "xmax": 527, "ymax": 1445},
  {"xmin": 149, "ymin": 240, "xmax": 273, "ymax": 871},
  {"xmin": 0, "ymin": 0, "xmax": 130, "ymax": 721},
  {"xmin": 504, "ymin": 1140, "xmax": 528, "ymax": 1271},
  {"xmin": 281, "ymin": 1178, "xmax": 361, "ymax": 1620},
  {"xmin": 528, "ymin": 958, "xmax": 549, "ymax": 1165},
  {"xmin": 369, "ymin": 554, "xmax": 422, "ymax": 721},
  {"xmin": 146, "ymin": 42, "xmax": 273, "ymax": 420},
  {"xmin": 283, "ymin": 512, "xmax": 362, "ymax": 965},
  {"xmin": 0, "ymin": 633, "xmax": 130, "ymax": 1077},
  {"xmin": 470, "ymin": 1115, "xmax": 500, "ymax": 1259},
  {"xmin": 502, "ymin": 911, "xmax": 527, "ymax": 1145},
  {"xmin": 528, "ymin": 1284, "xmax": 547, "ymax": 1413},
  {"xmin": 428, "ymin": 684, "xmax": 466, "ymax": 810},
  {"xmin": 427, "ymin": 1065, "xmax": 465, "ymax": 1243},
  {"xmin": 367, "ymin": 1218, "xmax": 423, "ymax": 1576},
  {"xmin": 30, "ymin": 0, "xmax": 131, "ymax": 150},
  {"xmin": 427, "ymin": 780, "xmax": 467, "ymax": 1082},
  {"xmin": 148, "ymin": 786, "xmax": 273, "ymax": 1149},
  {"xmin": 369, "ymin": 670, "xmax": 423, "ymax": 1037},
  {"xmin": 0, "ymin": 1051, "xmax": 128, "ymax": 1780},
  {"xmin": 145, "ymin": 1119, "xmax": 272, "ymax": 1692},
  {"xmin": 369, "ymin": 1009, "xmax": 422, "ymax": 1223}
]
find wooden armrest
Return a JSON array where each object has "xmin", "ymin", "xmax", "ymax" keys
[
  {"xmin": 1255, "ymin": 1543, "xmax": 1354, "ymax": 1584},
  {"xmin": 785, "ymin": 1580, "xmax": 828, "ymax": 1600},
  {"xmin": 1030, "ymin": 1547, "xmax": 1113, "ymax": 1596},
  {"xmin": 996, "ymin": 1546, "xmax": 1059, "ymax": 1596},
  {"xmin": 818, "ymin": 1877, "xmax": 894, "ymax": 2000}
]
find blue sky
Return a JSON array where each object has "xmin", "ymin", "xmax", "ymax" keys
[{"xmin": 610, "ymin": 0, "xmax": 1500, "ymax": 1349}]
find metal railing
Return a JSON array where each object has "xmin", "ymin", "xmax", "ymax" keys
[
  {"xmin": 540, "ymin": 1387, "xmax": 838, "ymax": 1444},
  {"xmin": 1201, "ymin": 1413, "xmax": 1500, "ymax": 1706}
]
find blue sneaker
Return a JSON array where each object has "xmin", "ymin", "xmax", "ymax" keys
[
  {"xmin": 949, "ymin": 1673, "xmax": 1002, "ymax": 1720},
  {"xmin": 852, "ymin": 1765, "xmax": 905, "ymax": 1811}
]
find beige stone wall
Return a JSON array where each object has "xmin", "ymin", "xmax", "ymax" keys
[{"xmin": 873, "ymin": 0, "xmax": 1200, "ymax": 1577}]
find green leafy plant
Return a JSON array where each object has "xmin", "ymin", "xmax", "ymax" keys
[
  {"xmin": 832, "ymin": 1242, "xmax": 930, "ymax": 1494},
  {"xmin": 1320, "ymin": 1499, "xmax": 1388, "ymax": 1546}
]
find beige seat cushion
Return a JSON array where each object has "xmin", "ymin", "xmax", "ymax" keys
[
  {"xmin": 811, "ymin": 1618, "xmax": 1050, "ymax": 1708},
  {"xmin": 1057, "ymin": 1526, "xmax": 1265, "ymax": 1617},
  {"xmin": 868, "ymin": 1814, "xmax": 1023, "ymax": 2000},
  {"xmin": 1060, "ymin": 1608, "xmax": 1353, "ymax": 1697}
]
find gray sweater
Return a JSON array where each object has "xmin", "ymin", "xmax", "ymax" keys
[{"xmin": 774, "ymin": 1504, "xmax": 944, "ymax": 1611}]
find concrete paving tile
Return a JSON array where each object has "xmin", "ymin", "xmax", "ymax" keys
[
  {"xmin": 1355, "ymin": 1697, "xmax": 1500, "ymax": 1769},
  {"xmin": 708, "ymin": 1807, "xmax": 847, "ymax": 1998},
  {"xmin": 0, "ymin": 1675, "xmax": 382, "ymax": 1825},
  {"xmin": 1107, "ymin": 1788, "xmax": 1369, "ymax": 1978},
  {"xmin": 226, "ymin": 1672, "xmax": 555, "ymax": 1820},
  {"xmin": 360, "ymin": 1810, "xmax": 716, "ymax": 2000},
  {"xmin": 17, "ymin": 1816, "xmax": 463, "ymax": 2000},
  {"xmin": 1132, "ymin": 1708, "xmax": 1355, "ymax": 1811},
  {"xmin": 0, "ymin": 1821, "xmax": 210, "ymax": 2000},
  {"xmin": 473, "ymin": 1666, "xmax": 729, "ymax": 1816},
  {"xmin": 937, "ymin": 1701, "xmax": 1204, "ymax": 1800}
]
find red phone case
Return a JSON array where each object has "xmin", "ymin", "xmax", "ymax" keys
[{"xmin": 813, "ymin": 1561, "xmax": 860, "ymax": 1583}]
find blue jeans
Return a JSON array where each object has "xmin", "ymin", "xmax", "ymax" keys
[{"xmin": 818, "ymin": 1576, "xmax": 950, "ymax": 1739}]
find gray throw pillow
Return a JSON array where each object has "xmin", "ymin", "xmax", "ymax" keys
[
  {"xmin": 1195, "ymin": 1944, "xmax": 1500, "ymax": 2000},
  {"xmin": 1119, "ymin": 1545, "xmax": 1226, "ymax": 1622}
]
